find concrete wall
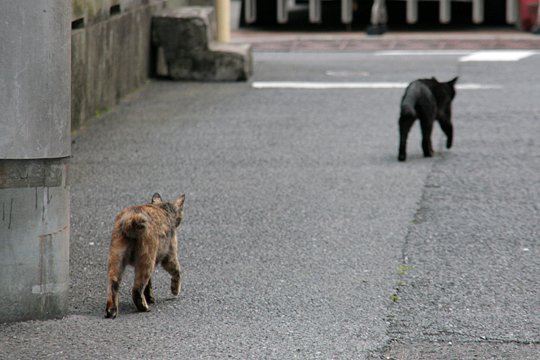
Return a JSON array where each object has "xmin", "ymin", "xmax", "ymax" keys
[
  {"xmin": 0, "ymin": 2, "xmax": 71, "ymax": 322},
  {"xmin": 71, "ymin": 0, "xmax": 167, "ymax": 130}
]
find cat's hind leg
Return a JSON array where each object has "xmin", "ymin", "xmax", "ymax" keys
[
  {"xmin": 419, "ymin": 115, "xmax": 435, "ymax": 158},
  {"xmin": 105, "ymin": 236, "xmax": 127, "ymax": 319},
  {"xmin": 105, "ymin": 272, "xmax": 123, "ymax": 319},
  {"xmin": 144, "ymin": 277, "xmax": 156, "ymax": 304},
  {"xmin": 398, "ymin": 113, "xmax": 415, "ymax": 161},
  {"xmin": 132, "ymin": 254, "xmax": 155, "ymax": 312}
]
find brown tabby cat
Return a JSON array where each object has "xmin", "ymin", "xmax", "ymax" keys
[{"xmin": 105, "ymin": 193, "xmax": 185, "ymax": 319}]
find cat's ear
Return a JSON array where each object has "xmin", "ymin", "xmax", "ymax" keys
[
  {"xmin": 432, "ymin": 76, "xmax": 439, "ymax": 82},
  {"xmin": 448, "ymin": 77, "xmax": 458, "ymax": 86},
  {"xmin": 151, "ymin": 193, "xmax": 163, "ymax": 204},
  {"xmin": 174, "ymin": 194, "xmax": 185, "ymax": 209}
]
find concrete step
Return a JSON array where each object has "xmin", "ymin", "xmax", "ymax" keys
[{"xmin": 152, "ymin": 6, "xmax": 252, "ymax": 81}]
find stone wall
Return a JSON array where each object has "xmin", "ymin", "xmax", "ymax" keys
[{"xmin": 71, "ymin": 0, "xmax": 167, "ymax": 131}]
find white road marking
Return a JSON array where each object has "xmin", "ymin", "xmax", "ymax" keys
[
  {"xmin": 456, "ymin": 83, "xmax": 503, "ymax": 90},
  {"xmin": 325, "ymin": 70, "xmax": 370, "ymax": 77},
  {"xmin": 251, "ymin": 82, "xmax": 502, "ymax": 90},
  {"xmin": 375, "ymin": 50, "xmax": 471, "ymax": 56},
  {"xmin": 253, "ymin": 82, "xmax": 408, "ymax": 89},
  {"xmin": 459, "ymin": 50, "xmax": 536, "ymax": 62},
  {"xmin": 375, "ymin": 50, "xmax": 537, "ymax": 62}
]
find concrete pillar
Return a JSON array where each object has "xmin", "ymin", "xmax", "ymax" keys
[{"xmin": 0, "ymin": 1, "xmax": 71, "ymax": 322}]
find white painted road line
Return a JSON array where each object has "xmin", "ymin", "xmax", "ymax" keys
[
  {"xmin": 374, "ymin": 50, "xmax": 537, "ymax": 62},
  {"xmin": 251, "ymin": 82, "xmax": 502, "ymax": 90},
  {"xmin": 457, "ymin": 84, "xmax": 503, "ymax": 90},
  {"xmin": 375, "ymin": 50, "xmax": 471, "ymax": 56},
  {"xmin": 459, "ymin": 50, "xmax": 536, "ymax": 62},
  {"xmin": 253, "ymin": 82, "xmax": 408, "ymax": 89}
]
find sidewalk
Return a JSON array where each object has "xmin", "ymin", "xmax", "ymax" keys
[{"xmin": 232, "ymin": 28, "xmax": 540, "ymax": 51}]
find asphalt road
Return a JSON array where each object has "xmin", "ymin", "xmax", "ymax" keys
[{"xmin": 1, "ymin": 50, "xmax": 539, "ymax": 359}]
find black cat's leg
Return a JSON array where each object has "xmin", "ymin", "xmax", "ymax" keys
[
  {"xmin": 144, "ymin": 277, "xmax": 156, "ymax": 304},
  {"xmin": 420, "ymin": 117, "xmax": 435, "ymax": 158},
  {"xmin": 439, "ymin": 119, "xmax": 453, "ymax": 149},
  {"xmin": 438, "ymin": 108, "xmax": 453, "ymax": 149},
  {"xmin": 398, "ymin": 115, "xmax": 415, "ymax": 161}
]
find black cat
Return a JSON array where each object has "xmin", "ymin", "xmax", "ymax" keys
[{"xmin": 398, "ymin": 77, "xmax": 458, "ymax": 162}]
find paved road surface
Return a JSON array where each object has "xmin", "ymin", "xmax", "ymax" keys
[{"xmin": 1, "ymin": 49, "xmax": 539, "ymax": 359}]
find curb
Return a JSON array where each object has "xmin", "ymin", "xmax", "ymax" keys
[{"xmin": 232, "ymin": 30, "xmax": 540, "ymax": 51}]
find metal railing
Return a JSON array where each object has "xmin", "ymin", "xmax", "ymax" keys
[{"xmin": 244, "ymin": 0, "xmax": 520, "ymax": 27}]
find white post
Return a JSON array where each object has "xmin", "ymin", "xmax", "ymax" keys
[
  {"xmin": 440, "ymin": 0, "xmax": 451, "ymax": 24},
  {"xmin": 472, "ymin": 0, "xmax": 484, "ymax": 24},
  {"xmin": 277, "ymin": 0, "xmax": 288, "ymax": 24},
  {"xmin": 534, "ymin": 0, "xmax": 540, "ymax": 31},
  {"xmin": 342, "ymin": 0, "xmax": 353, "ymax": 24},
  {"xmin": 244, "ymin": 0, "xmax": 256, "ymax": 24},
  {"xmin": 506, "ymin": 0, "xmax": 518, "ymax": 23},
  {"xmin": 216, "ymin": 0, "xmax": 230, "ymax": 42},
  {"xmin": 309, "ymin": 0, "xmax": 322, "ymax": 23},
  {"xmin": 406, "ymin": 0, "xmax": 418, "ymax": 24},
  {"xmin": 538, "ymin": 0, "xmax": 540, "ymax": 25},
  {"xmin": 371, "ymin": 0, "xmax": 388, "ymax": 25}
]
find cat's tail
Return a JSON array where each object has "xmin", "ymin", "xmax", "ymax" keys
[{"xmin": 120, "ymin": 210, "xmax": 149, "ymax": 239}]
